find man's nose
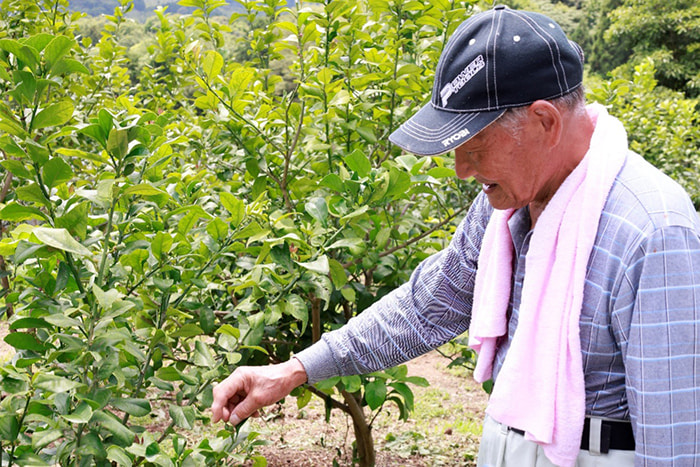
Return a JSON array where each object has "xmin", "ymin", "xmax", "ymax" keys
[{"xmin": 455, "ymin": 154, "xmax": 476, "ymax": 180}]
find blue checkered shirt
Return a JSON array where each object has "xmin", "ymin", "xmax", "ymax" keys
[{"xmin": 296, "ymin": 151, "xmax": 700, "ymax": 465}]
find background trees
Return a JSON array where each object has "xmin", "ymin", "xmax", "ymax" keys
[{"xmin": 0, "ymin": 0, "xmax": 697, "ymax": 466}]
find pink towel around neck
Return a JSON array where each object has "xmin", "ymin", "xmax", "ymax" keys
[{"xmin": 468, "ymin": 104, "xmax": 628, "ymax": 466}]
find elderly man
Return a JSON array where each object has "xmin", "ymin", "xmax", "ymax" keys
[{"xmin": 211, "ymin": 5, "xmax": 700, "ymax": 466}]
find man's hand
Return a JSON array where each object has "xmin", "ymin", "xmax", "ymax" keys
[{"xmin": 211, "ymin": 358, "xmax": 308, "ymax": 425}]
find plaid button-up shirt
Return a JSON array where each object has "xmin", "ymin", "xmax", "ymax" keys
[{"xmin": 297, "ymin": 150, "xmax": 700, "ymax": 465}]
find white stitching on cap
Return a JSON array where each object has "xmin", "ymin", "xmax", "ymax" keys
[
  {"xmin": 435, "ymin": 15, "xmax": 481, "ymax": 96},
  {"xmin": 508, "ymin": 10, "xmax": 568, "ymax": 93},
  {"xmin": 487, "ymin": 11, "xmax": 500, "ymax": 108}
]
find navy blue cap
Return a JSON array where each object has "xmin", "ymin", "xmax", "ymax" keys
[{"xmin": 389, "ymin": 5, "xmax": 584, "ymax": 156}]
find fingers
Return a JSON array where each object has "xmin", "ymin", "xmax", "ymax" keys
[
  {"xmin": 211, "ymin": 368, "xmax": 263, "ymax": 425},
  {"xmin": 210, "ymin": 361, "xmax": 307, "ymax": 426},
  {"xmin": 211, "ymin": 371, "xmax": 245, "ymax": 423},
  {"xmin": 226, "ymin": 393, "xmax": 260, "ymax": 426}
]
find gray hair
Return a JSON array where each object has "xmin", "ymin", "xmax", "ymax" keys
[{"xmin": 494, "ymin": 86, "xmax": 587, "ymax": 138}]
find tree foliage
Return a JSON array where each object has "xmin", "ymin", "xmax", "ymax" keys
[
  {"xmin": 0, "ymin": 0, "xmax": 697, "ymax": 466},
  {"xmin": 574, "ymin": 0, "xmax": 700, "ymax": 98},
  {"xmin": 605, "ymin": 0, "xmax": 700, "ymax": 97},
  {"xmin": 588, "ymin": 59, "xmax": 700, "ymax": 206},
  {"xmin": 0, "ymin": 0, "xmax": 477, "ymax": 465}
]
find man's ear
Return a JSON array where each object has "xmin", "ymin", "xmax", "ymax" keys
[{"xmin": 528, "ymin": 100, "xmax": 562, "ymax": 147}]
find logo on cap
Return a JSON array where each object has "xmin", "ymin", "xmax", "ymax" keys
[
  {"xmin": 441, "ymin": 128, "xmax": 470, "ymax": 147},
  {"xmin": 439, "ymin": 54, "xmax": 485, "ymax": 107}
]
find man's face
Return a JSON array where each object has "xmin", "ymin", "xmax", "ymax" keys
[{"xmin": 454, "ymin": 118, "xmax": 556, "ymax": 211}]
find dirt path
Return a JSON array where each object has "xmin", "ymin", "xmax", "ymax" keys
[{"xmin": 248, "ymin": 349, "xmax": 488, "ymax": 466}]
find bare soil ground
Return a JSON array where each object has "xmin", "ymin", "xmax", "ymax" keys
[{"xmin": 246, "ymin": 349, "xmax": 488, "ymax": 466}]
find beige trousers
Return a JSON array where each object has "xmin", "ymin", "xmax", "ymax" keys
[{"xmin": 477, "ymin": 415, "xmax": 635, "ymax": 467}]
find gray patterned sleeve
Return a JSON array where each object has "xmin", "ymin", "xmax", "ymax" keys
[{"xmin": 296, "ymin": 193, "xmax": 491, "ymax": 384}]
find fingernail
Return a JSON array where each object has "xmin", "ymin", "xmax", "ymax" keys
[{"xmin": 229, "ymin": 414, "xmax": 241, "ymax": 426}]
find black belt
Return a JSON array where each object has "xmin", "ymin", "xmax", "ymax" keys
[{"xmin": 509, "ymin": 418, "xmax": 635, "ymax": 453}]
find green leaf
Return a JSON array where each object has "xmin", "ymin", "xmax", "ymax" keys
[
  {"xmin": 32, "ymin": 101, "xmax": 74, "ymax": 129},
  {"xmin": 91, "ymin": 410, "xmax": 135, "ymax": 446},
  {"xmin": 51, "ymin": 58, "xmax": 89, "ymax": 76},
  {"xmin": 151, "ymin": 232, "xmax": 173, "ymax": 259},
  {"xmin": 34, "ymin": 373, "xmax": 83, "ymax": 393},
  {"xmin": 13, "ymin": 241, "xmax": 47, "ymax": 264},
  {"xmin": 0, "ymin": 202, "xmax": 49, "ymax": 222},
  {"xmin": 170, "ymin": 324, "xmax": 203, "ymax": 338},
  {"xmin": 33, "ymin": 227, "xmax": 91, "ymax": 256},
  {"xmin": 32, "ymin": 428, "xmax": 62, "ymax": 450},
  {"xmin": 55, "ymin": 147, "xmax": 108, "ymax": 164},
  {"xmin": 110, "ymin": 398, "xmax": 151, "ymax": 417},
  {"xmin": 41, "ymin": 157, "xmax": 73, "ymax": 188},
  {"xmin": 156, "ymin": 367, "xmax": 182, "ymax": 382},
  {"xmin": 305, "ymin": 197, "xmax": 328, "ymax": 226},
  {"xmin": 107, "ymin": 446, "xmax": 133, "ymax": 467},
  {"xmin": 215, "ymin": 324, "xmax": 240, "ymax": 338},
  {"xmin": 61, "ymin": 401, "xmax": 93, "ymax": 423},
  {"xmin": 206, "ymin": 217, "xmax": 229, "ymax": 241},
  {"xmin": 169, "ymin": 404, "xmax": 195, "ymax": 430},
  {"xmin": 193, "ymin": 340, "xmax": 216, "ymax": 368},
  {"xmin": 177, "ymin": 206, "xmax": 211, "ymax": 235},
  {"xmin": 107, "ymin": 128, "xmax": 128, "ymax": 159},
  {"xmin": 15, "ymin": 184, "xmax": 50, "ymax": 208},
  {"xmin": 365, "ymin": 379, "xmax": 387, "ymax": 410},
  {"xmin": 227, "ymin": 66, "xmax": 255, "ymax": 99},
  {"xmin": 199, "ymin": 308, "xmax": 216, "ymax": 334},
  {"xmin": 328, "ymin": 258, "xmax": 347, "ymax": 287},
  {"xmin": 344, "ymin": 149, "xmax": 372, "ymax": 177},
  {"xmin": 427, "ymin": 167, "xmax": 456, "ymax": 179},
  {"xmin": 328, "ymin": 238, "xmax": 364, "ymax": 255},
  {"xmin": 284, "ymin": 294, "xmax": 308, "ymax": 334},
  {"xmin": 320, "ymin": 173, "xmax": 344, "ymax": 192},
  {"xmin": 295, "ymin": 255, "xmax": 329, "ymax": 274},
  {"xmin": 145, "ymin": 441, "xmax": 160, "ymax": 457},
  {"xmin": 341, "ymin": 375, "xmax": 362, "ymax": 393},
  {"xmin": 92, "ymin": 283, "xmax": 122, "ymax": 310},
  {"xmin": 389, "ymin": 382, "xmax": 414, "ymax": 411},
  {"xmin": 386, "ymin": 167, "xmax": 411, "ymax": 199},
  {"xmin": 355, "ymin": 125, "xmax": 377, "ymax": 143},
  {"xmin": 27, "ymin": 33, "xmax": 54, "ymax": 51},
  {"xmin": 4, "ymin": 41, "xmax": 38, "ymax": 71},
  {"xmin": 79, "ymin": 123, "xmax": 107, "ymax": 148},
  {"xmin": 4, "ymin": 332, "xmax": 46, "ymax": 351},
  {"xmin": 404, "ymin": 375, "xmax": 430, "ymax": 387},
  {"xmin": 202, "ymin": 50, "xmax": 223, "ymax": 80},
  {"xmin": 220, "ymin": 192, "xmax": 245, "ymax": 227},
  {"xmin": 0, "ymin": 415, "xmax": 19, "ymax": 442},
  {"xmin": 1, "ymin": 160, "xmax": 32, "ymax": 179},
  {"xmin": 9, "ymin": 317, "xmax": 51, "ymax": 330},
  {"xmin": 44, "ymin": 35, "xmax": 74, "ymax": 69},
  {"xmin": 25, "ymin": 140, "xmax": 49, "ymax": 165},
  {"xmin": 0, "ymin": 113, "xmax": 27, "ymax": 137},
  {"xmin": 56, "ymin": 202, "xmax": 88, "ymax": 239},
  {"xmin": 122, "ymin": 184, "xmax": 170, "ymax": 200},
  {"xmin": 98, "ymin": 109, "xmax": 113, "ymax": 135}
]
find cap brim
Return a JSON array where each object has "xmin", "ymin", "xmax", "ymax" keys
[{"xmin": 389, "ymin": 103, "xmax": 505, "ymax": 156}]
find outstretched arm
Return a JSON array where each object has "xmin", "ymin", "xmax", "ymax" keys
[{"xmin": 211, "ymin": 358, "xmax": 308, "ymax": 425}]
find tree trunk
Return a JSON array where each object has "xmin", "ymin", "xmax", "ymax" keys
[{"xmin": 341, "ymin": 390, "xmax": 375, "ymax": 467}]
